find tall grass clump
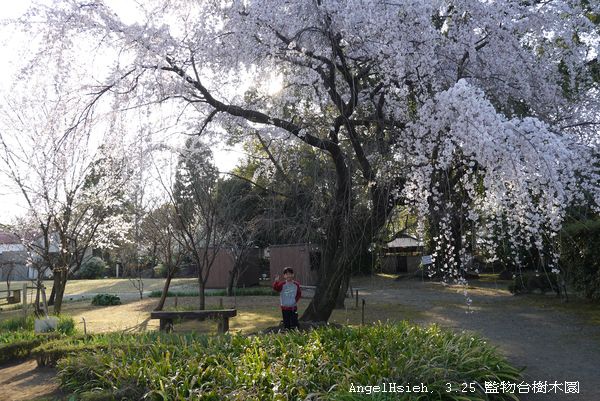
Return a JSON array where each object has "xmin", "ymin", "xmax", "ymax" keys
[{"xmin": 54, "ymin": 322, "xmax": 522, "ymax": 400}]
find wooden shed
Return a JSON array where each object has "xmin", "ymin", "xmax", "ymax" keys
[
  {"xmin": 268, "ymin": 244, "xmax": 320, "ymax": 286},
  {"xmin": 381, "ymin": 235, "xmax": 423, "ymax": 274},
  {"xmin": 203, "ymin": 247, "xmax": 262, "ymax": 289}
]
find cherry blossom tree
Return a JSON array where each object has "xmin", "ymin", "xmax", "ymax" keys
[
  {"xmin": 0, "ymin": 94, "xmax": 131, "ymax": 314},
  {"xmin": 8, "ymin": 0, "xmax": 600, "ymax": 320}
]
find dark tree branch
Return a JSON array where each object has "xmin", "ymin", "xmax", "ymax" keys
[{"xmin": 165, "ymin": 56, "xmax": 338, "ymax": 154}]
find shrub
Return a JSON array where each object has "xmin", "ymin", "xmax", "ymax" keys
[
  {"xmin": 54, "ymin": 323, "xmax": 522, "ymax": 400},
  {"xmin": 560, "ymin": 219, "xmax": 600, "ymax": 300},
  {"xmin": 91, "ymin": 294, "xmax": 121, "ymax": 306},
  {"xmin": 152, "ymin": 263, "xmax": 168, "ymax": 278},
  {"xmin": 57, "ymin": 315, "xmax": 77, "ymax": 335},
  {"xmin": 76, "ymin": 257, "xmax": 108, "ymax": 279},
  {"xmin": 508, "ymin": 271, "xmax": 559, "ymax": 295}
]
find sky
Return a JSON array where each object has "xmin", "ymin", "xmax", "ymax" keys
[{"xmin": 0, "ymin": 1, "xmax": 245, "ymax": 225}]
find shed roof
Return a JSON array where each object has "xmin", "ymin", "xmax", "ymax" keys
[{"xmin": 385, "ymin": 236, "xmax": 423, "ymax": 249}]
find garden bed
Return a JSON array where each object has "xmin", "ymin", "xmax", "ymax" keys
[{"xmin": 40, "ymin": 322, "xmax": 522, "ymax": 400}]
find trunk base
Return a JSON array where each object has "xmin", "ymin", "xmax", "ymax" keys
[{"xmin": 260, "ymin": 320, "xmax": 343, "ymax": 334}]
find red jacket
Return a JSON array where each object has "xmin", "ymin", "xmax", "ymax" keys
[{"xmin": 272, "ymin": 280, "xmax": 302, "ymax": 310}]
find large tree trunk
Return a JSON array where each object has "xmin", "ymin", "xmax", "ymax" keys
[
  {"xmin": 301, "ymin": 251, "xmax": 347, "ymax": 321},
  {"xmin": 300, "ymin": 147, "xmax": 392, "ymax": 321},
  {"xmin": 300, "ymin": 147, "xmax": 351, "ymax": 322}
]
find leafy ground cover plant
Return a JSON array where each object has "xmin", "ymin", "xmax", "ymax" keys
[
  {"xmin": 90, "ymin": 294, "xmax": 121, "ymax": 306},
  {"xmin": 50, "ymin": 322, "xmax": 521, "ymax": 400}
]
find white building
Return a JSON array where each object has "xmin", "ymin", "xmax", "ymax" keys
[{"xmin": 0, "ymin": 231, "xmax": 56, "ymax": 280}]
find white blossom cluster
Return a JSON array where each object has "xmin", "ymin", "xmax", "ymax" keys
[{"xmin": 400, "ymin": 80, "xmax": 598, "ymax": 277}]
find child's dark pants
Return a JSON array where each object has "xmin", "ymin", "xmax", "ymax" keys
[{"xmin": 282, "ymin": 309, "xmax": 299, "ymax": 330}]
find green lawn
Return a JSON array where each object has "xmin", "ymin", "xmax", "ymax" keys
[{"xmin": 0, "ymin": 278, "xmax": 199, "ymax": 295}]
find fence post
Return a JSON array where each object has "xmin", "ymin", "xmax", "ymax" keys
[
  {"xmin": 361, "ymin": 299, "xmax": 365, "ymax": 325},
  {"xmin": 22, "ymin": 283, "xmax": 28, "ymax": 316}
]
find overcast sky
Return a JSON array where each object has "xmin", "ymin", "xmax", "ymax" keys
[{"xmin": 0, "ymin": 1, "xmax": 244, "ymax": 225}]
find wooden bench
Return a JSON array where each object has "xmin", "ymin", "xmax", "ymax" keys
[
  {"xmin": 150, "ymin": 309, "xmax": 237, "ymax": 333},
  {"xmin": 0, "ymin": 289, "xmax": 21, "ymax": 305}
]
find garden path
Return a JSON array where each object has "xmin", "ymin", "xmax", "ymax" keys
[{"xmin": 355, "ymin": 277, "xmax": 600, "ymax": 401}]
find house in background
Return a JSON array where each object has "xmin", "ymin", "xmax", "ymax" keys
[
  {"xmin": 0, "ymin": 231, "xmax": 30, "ymax": 280},
  {"xmin": 268, "ymin": 243, "xmax": 320, "ymax": 286},
  {"xmin": 380, "ymin": 235, "xmax": 423, "ymax": 274},
  {"xmin": 0, "ymin": 230, "xmax": 56, "ymax": 281}
]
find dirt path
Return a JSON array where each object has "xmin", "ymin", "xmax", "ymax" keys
[
  {"xmin": 354, "ymin": 277, "xmax": 600, "ymax": 401},
  {"xmin": 0, "ymin": 359, "xmax": 65, "ymax": 401}
]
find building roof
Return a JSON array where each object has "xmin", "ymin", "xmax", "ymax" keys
[
  {"xmin": 385, "ymin": 235, "xmax": 423, "ymax": 249},
  {"xmin": 0, "ymin": 232, "xmax": 20, "ymax": 245}
]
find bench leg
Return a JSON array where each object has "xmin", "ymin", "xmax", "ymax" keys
[
  {"xmin": 218, "ymin": 317, "xmax": 229, "ymax": 333},
  {"xmin": 159, "ymin": 318, "xmax": 174, "ymax": 333}
]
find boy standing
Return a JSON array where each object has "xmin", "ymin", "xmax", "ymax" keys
[{"xmin": 272, "ymin": 267, "xmax": 302, "ymax": 330}]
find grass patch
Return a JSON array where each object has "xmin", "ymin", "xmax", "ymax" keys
[
  {"xmin": 477, "ymin": 274, "xmax": 512, "ymax": 283},
  {"xmin": 511, "ymin": 294, "xmax": 600, "ymax": 326},
  {"xmin": 149, "ymin": 287, "xmax": 278, "ymax": 298},
  {"xmin": 148, "ymin": 290, "xmax": 200, "ymax": 298},
  {"xmin": 0, "ymin": 303, "xmax": 24, "ymax": 312},
  {"xmin": 51, "ymin": 322, "xmax": 521, "ymax": 400}
]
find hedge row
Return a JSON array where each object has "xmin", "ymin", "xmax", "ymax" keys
[{"xmin": 0, "ymin": 315, "xmax": 76, "ymax": 365}]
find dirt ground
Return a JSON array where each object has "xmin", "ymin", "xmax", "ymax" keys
[
  {"xmin": 354, "ymin": 276, "xmax": 600, "ymax": 401},
  {"xmin": 1, "ymin": 275, "xmax": 599, "ymax": 401},
  {"xmin": 0, "ymin": 359, "xmax": 65, "ymax": 401}
]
